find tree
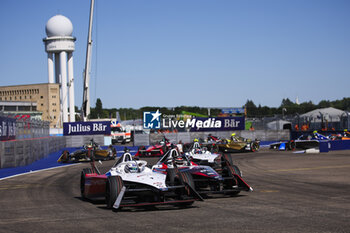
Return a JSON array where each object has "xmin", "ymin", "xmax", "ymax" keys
[
  {"xmin": 90, "ymin": 98, "xmax": 105, "ymax": 119},
  {"xmin": 245, "ymin": 100, "xmax": 258, "ymax": 116}
]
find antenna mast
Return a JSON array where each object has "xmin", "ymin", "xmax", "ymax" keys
[{"xmin": 81, "ymin": 0, "xmax": 95, "ymax": 121}]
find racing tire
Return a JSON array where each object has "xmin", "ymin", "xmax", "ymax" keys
[
  {"xmin": 166, "ymin": 168, "xmax": 177, "ymax": 186},
  {"xmin": 106, "ymin": 176, "xmax": 123, "ymax": 209},
  {"xmin": 80, "ymin": 168, "xmax": 93, "ymax": 200},
  {"xmin": 251, "ymin": 142, "xmax": 259, "ymax": 152},
  {"xmin": 61, "ymin": 150, "xmax": 70, "ymax": 163},
  {"xmin": 211, "ymin": 144, "xmax": 219, "ymax": 153},
  {"xmin": 288, "ymin": 141, "xmax": 296, "ymax": 151}
]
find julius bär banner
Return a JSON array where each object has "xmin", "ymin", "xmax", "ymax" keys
[
  {"xmin": 0, "ymin": 116, "xmax": 16, "ymax": 141},
  {"xmin": 63, "ymin": 121, "xmax": 111, "ymax": 136}
]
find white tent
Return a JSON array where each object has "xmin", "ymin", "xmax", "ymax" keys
[
  {"xmin": 267, "ymin": 120, "xmax": 292, "ymax": 130},
  {"xmin": 300, "ymin": 107, "xmax": 346, "ymax": 122}
]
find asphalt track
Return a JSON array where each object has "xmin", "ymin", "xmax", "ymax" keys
[{"xmin": 0, "ymin": 150, "xmax": 349, "ymax": 233}]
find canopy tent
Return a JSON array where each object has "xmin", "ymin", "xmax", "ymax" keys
[
  {"xmin": 267, "ymin": 120, "xmax": 292, "ymax": 130},
  {"xmin": 300, "ymin": 107, "xmax": 346, "ymax": 122}
]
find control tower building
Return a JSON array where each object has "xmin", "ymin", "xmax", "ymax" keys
[{"xmin": 43, "ymin": 15, "xmax": 76, "ymax": 123}]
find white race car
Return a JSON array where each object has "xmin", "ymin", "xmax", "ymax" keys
[
  {"xmin": 185, "ymin": 141, "xmax": 221, "ymax": 165},
  {"xmin": 80, "ymin": 150, "xmax": 202, "ymax": 211}
]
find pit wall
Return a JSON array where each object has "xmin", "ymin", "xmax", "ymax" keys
[
  {"xmin": 0, "ymin": 137, "xmax": 65, "ymax": 169},
  {"xmin": 134, "ymin": 130, "xmax": 290, "ymax": 146}
]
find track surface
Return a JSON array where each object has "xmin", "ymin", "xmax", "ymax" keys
[{"xmin": 0, "ymin": 150, "xmax": 349, "ymax": 233}]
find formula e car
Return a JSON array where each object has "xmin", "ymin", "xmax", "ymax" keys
[
  {"xmin": 203, "ymin": 134, "xmax": 260, "ymax": 153},
  {"xmin": 184, "ymin": 140, "xmax": 221, "ymax": 167},
  {"xmin": 269, "ymin": 131, "xmax": 329, "ymax": 150},
  {"xmin": 58, "ymin": 139, "xmax": 116, "ymax": 163},
  {"xmin": 80, "ymin": 150, "xmax": 203, "ymax": 211},
  {"xmin": 135, "ymin": 136, "xmax": 172, "ymax": 157},
  {"xmin": 152, "ymin": 148, "xmax": 253, "ymax": 197}
]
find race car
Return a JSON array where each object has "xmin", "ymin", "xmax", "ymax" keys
[
  {"xmin": 205, "ymin": 134, "xmax": 260, "ymax": 153},
  {"xmin": 270, "ymin": 131, "xmax": 329, "ymax": 150},
  {"xmin": 135, "ymin": 136, "xmax": 172, "ymax": 157},
  {"xmin": 58, "ymin": 139, "xmax": 116, "ymax": 163},
  {"xmin": 80, "ymin": 149, "xmax": 203, "ymax": 211},
  {"xmin": 152, "ymin": 148, "xmax": 253, "ymax": 197},
  {"xmin": 184, "ymin": 140, "xmax": 221, "ymax": 167}
]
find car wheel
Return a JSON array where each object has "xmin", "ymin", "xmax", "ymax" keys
[
  {"xmin": 61, "ymin": 150, "xmax": 70, "ymax": 163},
  {"xmin": 80, "ymin": 168, "xmax": 92, "ymax": 200},
  {"xmin": 166, "ymin": 168, "xmax": 177, "ymax": 186},
  {"xmin": 106, "ymin": 176, "xmax": 123, "ymax": 209}
]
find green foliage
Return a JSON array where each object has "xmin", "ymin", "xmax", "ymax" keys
[{"xmin": 82, "ymin": 97, "xmax": 350, "ymax": 120}]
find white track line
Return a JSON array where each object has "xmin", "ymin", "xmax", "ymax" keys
[{"xmin": 0, "ymin": 163, "xmax": 80, "ymax": 181}]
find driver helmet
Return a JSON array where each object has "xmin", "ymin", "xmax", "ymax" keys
[
  {"xmin": 194, "ymin": 148, "xmax": 201, "ymax": 154},
  {"xmin": 160, "ymin": 141, "xmax": 165, "ymax": 146},
  {"xmin": 125, "ymin": 162, "xmax": 138, "ymax": 173},
  {"xmin": 194, "ymin": 138, "xmax": 199, "ymax": 142},
  {"xmin": 174, "ymin": 156, "xmax": 185, "ymax": 166},
  {"xmin": 231, "ymin": 133, "xmax": 236, "ymax": 137}
]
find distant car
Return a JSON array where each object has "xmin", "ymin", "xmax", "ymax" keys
[
  {"xmin": 152, "ymin": 148, "xmax": 253, "ymax": 197},
  {"xmin": 203, "ymin": 134, "xmax": 260, "ymax": 153},
  {"xmin": 184, "ymin": 140, "xmax": 221, "ymax": 167},
  {"xmin": 269, "ymin": 132, "xmax": 329, "ymax": 150},
  {"xmin": 58, "ymin": 139, "xmax": 116, "ymax": 163},
  {"xmin": 80, "ymin": 150, "xmax": 203, "ymax": 211},
  {"xmin": 135, "ymin": 136, "xmax": 173, "ymax": 157}
]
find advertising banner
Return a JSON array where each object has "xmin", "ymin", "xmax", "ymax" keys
[
  {"xmin": 63, "ymin": 121, "xmax": 111, "ymax": 136},
  {"xmin": 142, "ymin": 109, "xmax": 245, "ymax": 131},
  {"xmin": 0, "ymin": 116, "xmax": 16, "ymax": 141},
  {"xmin": 188, "ymin": 116, "xmax": 245, "ymax": 131},
  {"xmin": 221, "ymin": 108, "xmax": 245, "ymax": 114}
]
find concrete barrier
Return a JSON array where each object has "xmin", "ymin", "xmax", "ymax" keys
[
  {"xmin": 145, "ymin": 130, "xmax": 290, "ymax": 146},
  {"xmin": 133, "ymin": 134, "xmax": 150, "ymax": 147},
  {"xmin": 0, "ymin": 137, "xmax": 65, "ymax": 169},
  {"xmin": 64, "ymin": 135, "xmax": 105, "ymax": 148}
]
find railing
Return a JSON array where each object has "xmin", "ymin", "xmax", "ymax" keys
[{"xmin": 0, "ymin": 112, "xmax": 50, "ymax": 141}]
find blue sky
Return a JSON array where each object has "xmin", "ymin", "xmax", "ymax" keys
[{"xmin": 0, "ymin": 0, "xmax": 349, "ymax": 109}]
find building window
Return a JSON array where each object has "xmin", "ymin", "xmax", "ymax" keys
[
  {"xmin": 40, "ymin": 96, "xmax": 43, "ymax": 99},
  {"xmin": 41, "ymin": 103, "xmax": 43, "ymax": 106}
]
